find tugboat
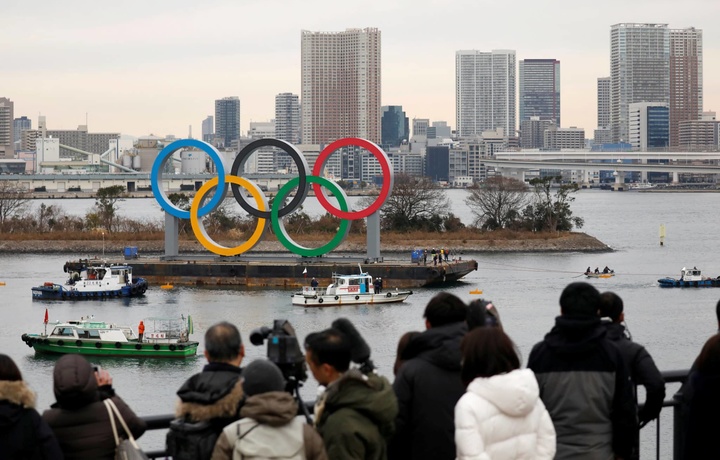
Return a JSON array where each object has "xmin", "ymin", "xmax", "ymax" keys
[
  {"xmin": 291, "ymin": 271, "xmax": 413, "ymax": 307},
  {"xmin": 658, "ymin": 267, "xmax": 720, "ymax": 287},
  {"xmin": 31, "ymin": 263, "xmax": 148, "ymax": 300},
  {"xmin": 21, "ymin": 316, "xmax": 198, "ymax": 358}
]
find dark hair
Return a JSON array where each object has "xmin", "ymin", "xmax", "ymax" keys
[
  {"xmin": 695, "ymin": 334, "xmax": 720, "ymax": 375},
  {"xmin": 467, "ymin": 299, "xmax": 502, "ymax": 330},
  {"xmin": 560, "ymin": 282, "xmax": 601, "ymax": 317},
  {"xmin": 424, "ymin": 292, "xmax": 467, "ymax": 327},
  {"xmin": 304, "ymin": 328, "xmax": 351, "ymax": 372},
  {"xmin": 460, "ymin": 328, "xmax": 520, "ymax": 387},
  {"xmin": 716, "ymin": 299, "xmax": 720, "ymax": 325},
  {"xmin": 0, "ymin": 354, "xmax": 22, "ymax": 381},
  {"xmin": 599, "ymin": 291, "xmax": 624, "ymax": 321},
  {"xmin": 204, "ymin": 322, "xmax": 243, "ymax": 362},
  {"xmin": 393, "ymin": 331, "xmax": 421, "ymax": 375}
]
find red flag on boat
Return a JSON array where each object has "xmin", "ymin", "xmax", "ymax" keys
[{"xmin": 44, "ymin": 308, "xmax": 49, "ymax": 324}]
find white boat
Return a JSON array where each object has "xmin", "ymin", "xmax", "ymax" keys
[
  {"xmin": 291, "ymin": 272, "xmax": 413, "ymax": 307},
  {"xmin": 630, "ymin": 182, "xmax": 657, "ymax": 190},
  {"xmin": 31, "ymin": 263, "xmax": 148, "ymax": 300}
]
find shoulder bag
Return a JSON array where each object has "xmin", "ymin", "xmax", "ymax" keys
[{"xmin": 103, "ymin": 398, "xmax": 149, "ymax": 460}]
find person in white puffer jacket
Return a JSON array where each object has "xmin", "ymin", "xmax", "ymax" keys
[{"xmin": 455, "ymin": 327, "xmax": 556, "ymax": 460}]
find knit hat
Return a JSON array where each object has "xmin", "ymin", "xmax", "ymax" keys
[
  {"xmin": 53, "ymin": 354, "xmax": 99, "ymax": 409},
  {"xmin": 242, "ymin": 359, "xmax": 286, "ymax": 396}
]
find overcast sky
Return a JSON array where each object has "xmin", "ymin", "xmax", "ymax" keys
[{"xmin": 2, "ymin": 0, "xmax": 718, "ymax": 139}]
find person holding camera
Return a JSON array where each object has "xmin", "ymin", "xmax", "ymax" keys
[
  {"xmin": 168, "ymin": 322, "xmax": 246, "ymax": 460},
  {"xmin": 304, "ymin": 328, "xmax": 398, "ymax": 460},
  {"xmin": 211, "ymin": 359, "xmax": 327, "ymax": 460}
]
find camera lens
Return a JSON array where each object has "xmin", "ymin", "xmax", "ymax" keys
[{"xmin": 249, "ymin": 327, "xmax": 270, "ymax": 346}]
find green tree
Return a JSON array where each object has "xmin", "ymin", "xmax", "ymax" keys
[
  {"xmin": 88, "ymin": 185, "xmax": 126, "ymax": 232},
  {"xmin": 0, "ymin": 181, "xmax": 29, "ymax": 226},
  {"xmin": 380, "ymin": 174, "xmax": 450, "ymax": 232},
  {"xmin": 522, "ymin": 176, "xmax": 584, "ymax": 232},
  {"xmin": 465, "ymin": 176, "xmax": 529, "ymax": 230},
  {"xmin": 37, "ymin": 203, "xmax": 63, "ymax": 232}
]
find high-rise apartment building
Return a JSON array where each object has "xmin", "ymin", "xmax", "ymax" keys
[
  {"xmin": 610, "ymin": 24, "xmax": 669, "ymax": 143},
  {"xmin": 381, "ymin": 106, "xmax": 409, "ymax": 148},
  {"xmin": 456, "ymin": 50, "xmax": 516, "ymax": 138},
  {"xmin": 13, "ymin": 116, "xmax": 31, "ymax": 148},
  {"xmin": 519, "ymin": 59, "xmax": 560, "ymax": 125},
  {"xmin": 215, "ymin": 97, "xmax": 241, "ymax": 148},
  {"xmin": 0, "ymin": 98, "xmax": 14, "ymax": 159},
  {"xmin": 669, "ymin": 27, "xmax": 703, "ymax": 147},
  {"xmin": 201, "ymin": 116, "xmax": 214, "ymax": 143},
  {"xmin": 628, "ymin": 102, "xmax": 669, "ymax": 151},
  {"xmin": 520, "ymin": 117, "xmax": 555, "ymax": 149},
  {"xmin": 597, "ymin": 77, "xmax": 611, "ymax": 129},
  {"xmin": 275, "ymin": 93, "xmax": 301, "ymax": 145},
  {"xmin": 301, "ymin": 28, "xmax": 381, "ymax": 144}
]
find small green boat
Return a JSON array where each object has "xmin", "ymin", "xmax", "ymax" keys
[{"xmin": 21, "ymin": 316, "xmax": 198, "ymax": 358}]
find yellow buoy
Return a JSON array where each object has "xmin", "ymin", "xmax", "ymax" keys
[
  {"xmin": 0, "ymin": 282, "xmax": 6, "ymax": 286},
  {"xmin": 469, "ymin": 288, "xmax": 483, "ymax": 295},
  {"xmin": 161, "ymin": 283, "xmax": 174, "ymax": 290}
]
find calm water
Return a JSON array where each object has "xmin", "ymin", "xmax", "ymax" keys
[{"xmin": 7, "ymin": 189, "xmax": 720, "ymax": 454}]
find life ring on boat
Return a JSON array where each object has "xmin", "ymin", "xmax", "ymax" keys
[
  {"xmin": 169, "ymin": 345, "xmax": 177, "ymax": 351},
  {"xmin": 318, "ymin": 298, "xmax": 324, "ymax": 304},
  {"xmin": 355, "ymin": 295, "xmax": 360, "ymax": 300},
  {"xmin": 75, "ymin": 340, "xmax": 83, "ymax": 347},
  {"xmin": 115, "ymin": 342, "xmax": 122, "ymax": 348},
  {"xmin": 178, "ymin": 345, "xmax": 185, "ymax": 351},
  {"xmin": 57, "ymin": 340, "xmax": 64, "ymax": 346},
  {"xmin": 95, "ymin": 342, "xmax": 102, "ymax": 348},
  {"xmin": 135, "ymin": 344, "xmax": 142, "ymax": 350},
  {"xmin": 334, "ymin": 296, "xmax": 339, "ymax": 300},
  {"xmin": 153, "ymin": 344, "xmax": 160, "ymax": 351},
  {"xmin": 387, "ymin": 292, "xmax": 392, "ymax": 298},
  {"xmin": 313, "ymin": 295, "xmax": 317, "ymax": 299},
  {"xmin": 140, "ymin": 286, "xmax": 147, "ymax": 294}
]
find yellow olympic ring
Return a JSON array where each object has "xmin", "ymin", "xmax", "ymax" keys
[{"xmin": 190, "ymin": 176, "xmax": 268, "ymax": 256}]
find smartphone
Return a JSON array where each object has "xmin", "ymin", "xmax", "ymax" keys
[{"xmin": 93, "ymin": 365, "xmax": 102, "ymax": 373}]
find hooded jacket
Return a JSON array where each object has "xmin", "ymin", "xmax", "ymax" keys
[
  {"xmin": 175, "ymin": 362, "xmax": 245, "ymax": 429},
  {"xmin": 603, "ymin": 322, "xmax": 665, "ymax": 424},
  {"xmin": 211, "ymin": 391, "xmax": 327, "ymax": 460},
  {"xmin": 42, "ymin": 354, "xmax": 146, "ymax": 460},
  {"xmin": 0, "ymin": 380, "xmax": 63, "ymax": 460},
  {"xmin": 527, "ymin": 316, "xmax": 636, "ymax": 460},
  {"xmin": 391, "ymin": 321, "xmax": 466, "ymax": 460},
  {"xmin": 315, "ymin": 369, "xmax": 398, "ymax": 460},
  {"xmin": 454, "ymin": 369, "xmax": 556, "ymax": 460}
]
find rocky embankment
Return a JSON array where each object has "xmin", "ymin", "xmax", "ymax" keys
[{"xmin": 0, "ymin": 232, "xmax": 611, "ymax": 255}]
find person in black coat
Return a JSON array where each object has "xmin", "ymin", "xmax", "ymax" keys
[
  {"xmin": 390, "ymin": 292, "xmax": 468, "ymax": 460},
  {"xmin": 685, "ymin": 333, "xmax": 720, "ymax": 459},
  {"xmin": 42, "ymin": 354, "xmax": 146, "ymax": 460},
  {"xmin": 0, "ymin": 354, "xmax": 63, "ymax": 460}
]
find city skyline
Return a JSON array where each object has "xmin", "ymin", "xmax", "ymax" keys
[{"xmin": 2, "ymin": 0, "xmax": 719, "ymax": 139}]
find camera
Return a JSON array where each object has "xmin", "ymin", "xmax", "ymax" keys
[{"xmin": 250, "ymin": 319, "xmax": 308, "ymax": 391}]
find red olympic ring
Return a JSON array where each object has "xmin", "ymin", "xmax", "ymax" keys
[{"xmin": 312, "ymin": 137, "xmax": 393, "ymax": 220}]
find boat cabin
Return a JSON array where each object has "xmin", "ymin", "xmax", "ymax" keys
[
  {"xmin": 680, "ymin": 267, "xmax": 703, "ymax": 282},
  {"xmin": 326, "ymin": 273, "xmax": 375, "ymax": 296},
  {"xmin": 48, "ymin": 320, "xmax": 135, "ymax": 342}
]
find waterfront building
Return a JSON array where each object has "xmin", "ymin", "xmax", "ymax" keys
[
  {"xmin": 22, "ymin": 122, "xmax": 120, "ymax": 159},
  {"xmin": 520, "ymin": 117, "xmax": 555, "ymax": 149},
  {"xmin": 412, "ymin": 118, "xmax": 430, "ymax": 140},
  {"xmin": 428, "ymin": 121, "xmax": 452, "ymax": 140},
  {"xmin": 388, "ymin": 151, "xmax": 424, "ymax": 177},
  {"xmin": 593, "ymin": 128, "xmax": 613, "ymax": 146},
  {"xmin": 13, "ymin": 116, "xmax": 31, "ymax": 151},
  {"xmin": 544, "ymin": 127, "xmax": 585, "ymax": 150},
  {"xmin": 201, "ymin": 116, "xmax": 213, "ymax": 143},
  {"xmin": 669, "ymin": 27, "xmax": 703, "ymax": 148},
  {"xmin": 275, "ymin": 93, "xmax": 301, "ymax": 145},
  {"xmin": 301, "ymin": 28, "xmax": 381, "ymax": 144},
  {"xmin": 519, "ymin": 59, "xmax": 560, "ymax": 125},
  {"xmin": 0, "ymin": 98, "xmax": 13, "ymax": 159},
  {"xmin": 456, "ymin": 50, "xmax": 516, "ymax": 138},
  {"xmin": 215, "ymin": 96, "xmax": 241, "ymax": 148},
  {"xmin": 610, "ymin": 24, "xmax": 669, "ymax": 143},
  {"xmin": 678, "ymin": 112, "xmax": 719, "ymax": 150},
  {"xmin": 426, "ymin": 146, "xmax": 450, "ymax": 182},
  {"xmin": 597, "ymin": 77, "xmax": 611, "ymax": 130},
  {"xmin": 381, "ymin": 106, "xmax": 409, "ymax": 148},
  {"xmin": 628, "ymin": 102, "xmax": 669, "ymax": 151},
  {"xmin": 247, "ymin": 121, "xmax": 279, "ymax": 175}
]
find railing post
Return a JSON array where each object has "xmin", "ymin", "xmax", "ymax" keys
[{"xmin": 674, "ymin": 401, "xmax": 683, "ymax": 460}]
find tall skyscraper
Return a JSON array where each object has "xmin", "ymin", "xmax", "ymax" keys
[
  {"xmin": 215, "ymin": 96, "xmax": 240, "ymax": 148},
  {"xmin": 519, "ymin": 59, "xmax": 560, "ymax": 125},
  {"xmin": 301, "ymin": 28, "xmax": 381, "ymax": 144},
  {"xmin": 456, "ymin": 50, "xmax": 516, "ymax": 138},
  {"xmin": 669, "ymin": 27, "xmax": 703, "ymax": 147},
  {"xmin": 0, "ymin": 98, "xmax": 14, "ymax": 159},
  {"xmin": 381, "ymin": 106, "xmax": 409, "ymax": 148},
  {"xmin": 597, "ymin": 77, "xmax": 611, "ymax": 129},
  {"xmin": 275, "ymin": 93, "xmax": 301, "ymax": 144},
  {"xmin": 610, "ymin": 24, "xmax": 669, "ymax": 143},
  {"xmin": 201, "ymin": 116, "xmax": 213, "ymax": 143}
]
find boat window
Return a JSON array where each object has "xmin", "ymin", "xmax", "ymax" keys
[
  {"xmin": 52, "ymin": 327, "xmax": 75, "ymax": 336},
  {"xmin": 88, "ymin": 330, "xmax": 101, "ymax": 339},
  {"xmin": 77, "ymin": 330, "xmax": 90, "ymax": 338}
]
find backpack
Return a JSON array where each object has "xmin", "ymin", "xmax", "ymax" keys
[{"xmin": 166, "ymin": 418, "xmax": 220, "ymax": 460}]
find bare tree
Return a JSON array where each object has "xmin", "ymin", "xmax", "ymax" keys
[
  {"xmin": 380, "ymin": 174, "xmax": 450, "ymax": 231},
  {"xmin": 0, "ymin": 181, "xmax": 30, "ymax": 225},
  {"xmin": 465, "ymin": 176, "xmax": 529, "ymax": 230}
]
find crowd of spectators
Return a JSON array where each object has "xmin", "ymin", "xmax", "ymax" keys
[{"xmin": 4, "ymin": 282, "xmax": 720, "ymax": 459}]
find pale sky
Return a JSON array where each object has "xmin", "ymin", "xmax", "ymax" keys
[{"xmin": 3, "ymin": 0, "xmax": 718, "ymax": 139}]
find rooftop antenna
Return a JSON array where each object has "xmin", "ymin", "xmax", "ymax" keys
[{"xmin": 188, "ymin": 125, "xmax": 192, "ymax": 139}]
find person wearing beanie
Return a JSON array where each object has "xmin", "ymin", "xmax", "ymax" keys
[
  {"xmin": 211, "ymin": 359, "xmax": 327, "ymax": 460},
  {"xmin": 42, "ymin": 354, "xmax": 146, "ymax": 460}
]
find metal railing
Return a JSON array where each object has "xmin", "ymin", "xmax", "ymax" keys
[{"xmin": 138, "ymin": 369, "xmax": 691, "ymax": 460}]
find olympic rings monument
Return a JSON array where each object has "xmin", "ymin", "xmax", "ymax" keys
[{"xmin": 129, "ymin": 137, "xmax": 478, "ymax": 288}]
